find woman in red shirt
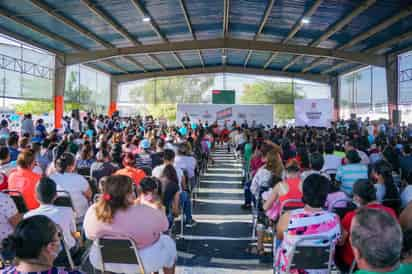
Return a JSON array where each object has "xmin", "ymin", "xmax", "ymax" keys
[
  {"xmin": 115, "ymin": 152, "xmax": 146, "ymax": 186},
  {"xmin": 8, "ymin": 149, "xmax": 41, "ymax": 210},
  {"xmin": 337, "ymin": 179, "xmax": 398, "ymax": 271}
]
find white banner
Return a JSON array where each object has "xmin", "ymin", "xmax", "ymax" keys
[
  {"xmin": 294, "ymin": 99, "xmax": 333, "ymax": 128},
  {"xmin": 177, "ymin": 104, "xmax": 273, "ymax": 127}
]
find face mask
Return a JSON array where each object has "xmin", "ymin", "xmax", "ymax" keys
[{"xmin": 50, "ymin": 242, "xmax": 62, "ymax": 260}]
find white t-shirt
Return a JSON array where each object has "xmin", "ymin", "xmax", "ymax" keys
[
  {"xmin": 401, "ymin": 185, "xmax": 412, "ymax": 209},
  {"xmin": 250, "ymin": 166, "xmax": 272, "ymax": 196},
  {"xmin": 24, "ymin": 204, "xmax": 76, "ymax": 248},
  {"xmin": 322, "ymin": 154, "xmax": 342, "ymax": 173},
  {"xmin": 152, "ymin": 164, "xmax": 184, "ymax": 191},
  {"xmin": 357, "ymin": 149, "xmax": 370, "ymax": 165},
  {"xmin": 175, "ymin": 155, "xmax": 196, "ymax": 178},
  {"xmin": 0, "ymin": 193, "xmax": 18, "ymax": 244},
  {"xmin": 49, "ymin": 172, "xmax": 90, "ymax": 221},
  {"xmin": 70, "ymin": 118, "xmax": 80, "ymax": 133}
]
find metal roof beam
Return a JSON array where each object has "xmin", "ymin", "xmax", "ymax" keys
[
  {"xmin": 148, "ymin": 55, "xmax": 166, "ymax": 71},
  {"xmin": 28, "ymin": 0, "xmax": 145, "ymax": 72},
  {"xmin": 0, "ymin": 7, "xmax": 126, "ymax": 73},
  {"xmin": 0, "ymin": 26, "xmax": 59, "ymax": 55},
  {"xmin": 282, "ymin": 0, "xmax": 376, "ymax": 71},
  {"xmin": 172, "ymin": 52, "xmax": 186, "ymax": 69},
  {"xmin": 64, "ymin": 38, "xmax": 385, "ymax": 67},
  {"xmin": 256, "ymin": 0, "xmax": 276, "ymax": 38},
  {"xmin": 198, "ymin": 50, "xmax": 205, "ymax": 67},
  {"xmin": 223, "ymin": 0, "xmax": 230, "ymax": 38},
  {"xmin": 244, "ymin": 0, "xmax": 276, "ymax": 67},
  {"xmin": 302, "ymin": 4, "xmax": 412, "ymax": 73},
  {"xmin": 113, "ymin": 65, "xmax": 331, "ymax": 84},
  {"xmin": 179, "ymin": 0, "xmax": 195, "ymax": 39},
  {"xmin": 323, "ymin": 29, "xmax": 412, "ymax": 74},
  {"xmin": 80, "ymin": 0, "xmax": 137, "ymax": 45},
  {"xmin": 244, "ymin": 51, "xmax": 252, "ymax": 67},
  {"xmin": 264, "ymin": 0, "xmax": 322, "ymax": 69},
  {"xmin": 80, "ymin": 0, "xmax": 163, "ymax": 71},
  {"xmin": 129, "ymin": 0, "xmax": 177, "ymax": 70},
  {"xmin": 130, "ymin": 0, "xmax": 166, "ymax": 42},
  {"xmin": 179, "ymin": 0, "xmax": 203, "ymax": 68}
]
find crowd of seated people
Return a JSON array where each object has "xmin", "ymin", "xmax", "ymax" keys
[
  {"xmin": 0, "ymin": 112, "xmax": 411, "ymax": 273},
  {"xmin": 0, "ymin": 113, "xmax": 216, "ymax": 273},
  {"xmin": 234, "ymin": 117, "xmax": 412, "ymax": 273}
]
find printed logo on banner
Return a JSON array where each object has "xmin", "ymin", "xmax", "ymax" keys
[
  {"xmin": 202, "ymin": 111, "xmax": 212, "ymax": 119},
  {"xmin": 216, "ymin": 107, "xmax": 233, "ymax": 120},
  {"xmin": 294, "ymin": 99, "xmax": 333, "ymax": 128},
  {"xmin": 311, "ymin": 102, "xmax": 317, "ymax": 109}
]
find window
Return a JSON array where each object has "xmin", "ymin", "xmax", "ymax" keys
[{"xmin": 339, "ymin": 66, "xmax": 388, "ymax": 120}]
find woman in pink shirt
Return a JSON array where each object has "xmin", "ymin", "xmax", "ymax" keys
[{"xmin": 84, "ymin": 175, "xmax": 177, "ymax": 274}]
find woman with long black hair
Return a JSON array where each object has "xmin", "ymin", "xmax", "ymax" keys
[{"xmin": 372, "ymin": 160, "xmax": 401, "ymax": 214}]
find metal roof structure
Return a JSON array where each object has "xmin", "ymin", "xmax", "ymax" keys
[{"xmin": 2, "ymin": 0, "xmax": 412, "ymax": 84}]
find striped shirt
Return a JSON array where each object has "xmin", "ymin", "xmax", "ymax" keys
[
  {"xmin": 336, "ymin": 163, "xmax": 368, "ymax": 195},
  {"xmin": 1, "ymin": 266, "xmax": 83, "ymax": 273}
]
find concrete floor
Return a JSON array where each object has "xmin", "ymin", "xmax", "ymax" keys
[{"xmin": 175, "ymin": 147, "xmax": 272, "ymax": 274}]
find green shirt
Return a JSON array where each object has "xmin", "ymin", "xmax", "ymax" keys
[
  {"xmin": 333, "ymin": 150, "xmax": 346, "ymax": 158},
  {"xmin": 243, "ymin": 143, "xmax": 253, "ymax": 170},
  {"xmin": 355, "ymin": 264, "xmax": 412, "ymax": 274}
]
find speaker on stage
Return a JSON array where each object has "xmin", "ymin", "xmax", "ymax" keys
[{"xmin": 71, "ymin": 109, "xmax": 79, "ymax": 120}]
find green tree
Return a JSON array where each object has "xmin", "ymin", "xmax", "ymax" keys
[
  {"xmin": 240, "ymin": 80, "xmax": 303, "ymax": 121},
  {"xmin": 14, "ymin": 71, "xmax": 94, "ymax": 115},
  {"xmin": 128, "ymin": 76, "xmax": 214, "ymax": 120}
]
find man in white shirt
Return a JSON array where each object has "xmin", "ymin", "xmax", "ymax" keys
[
  {"xmin": 24, "ymin": 176, "xmax": 79, "ymax": 263},
  {"xmin": 174, "ymin": 143, "xmax": 197, "ymax": 180},
  {"xmin": 70, "ymin": 114, "xmax": 80, "ymax": 134},
  {"xmin": 322, "ymin": 142, "xmax": 342, "ymax": 174}
]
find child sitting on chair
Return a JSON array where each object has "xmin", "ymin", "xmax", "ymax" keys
[
  {"xmin": 263, "ymin": 161, "xmax": 303, "ymax": 221},
  {"xmin": 136, "ymin": 177, "xmax": 165, "ymax": 213}
]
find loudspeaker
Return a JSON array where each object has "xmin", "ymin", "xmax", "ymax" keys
[{"xmin": 392, "ymin": 110, "xmax": 401, "ymax": 125}]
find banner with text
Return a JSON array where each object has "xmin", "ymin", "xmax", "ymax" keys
[
  {"xmin": 177, "ymin": 104, "xmax": 273, "ymax": 126},
  {"xmin": 295, "ymin": 99, "xmax": 333, "ymax": 128}
]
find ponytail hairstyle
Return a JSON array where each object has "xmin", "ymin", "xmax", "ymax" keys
[
  {"xmin": 80, "ymin": 143, "xmax": 93, "ymax": 160},
  {"xmin": 16, "ymin": 149, "xmax": 35, "ymax": 169},
  {"xmin": 264, "ymin": 145, "xmax": 284, "ymax": 178},
  {"xmin": 373, "ymin": 160, "xmax": 401, "ymax": 213},
  {"xmin": 95, "ymin": 175, "xmax": 133, "ymax": 223},
  {"xmin": 55, "ymin": 152, "xmax": 75, "ymax": 173},
  {"xmin": 161, "ymin": 164, "xmax": 178, "ymax": 185},
  {"xmin": 1, "ymin": 215, "xmax": 57, "ymax": 262}
]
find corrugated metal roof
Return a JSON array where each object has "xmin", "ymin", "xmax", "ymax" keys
[{"xmin": 0, "ymin": 0, "xmax": 410, "ymax": 79}]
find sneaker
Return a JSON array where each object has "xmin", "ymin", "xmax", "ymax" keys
[
  {"xmin": 185, "ymin": 219, "xmax": 197, "ymax": 227},
  {"xmin": 241, "ymin": 204, "xmax": 252, "ymax": 210}
]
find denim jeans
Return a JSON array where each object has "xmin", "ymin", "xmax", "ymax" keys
[
  {"xmin": 180, "ymin": 191, "xmax": 192, "ymax": 223},
  {"xmin": 244, "ymin": 179, "xmax": 252, "ymax": 205}
]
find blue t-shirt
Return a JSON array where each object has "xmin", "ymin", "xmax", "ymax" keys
[
  {"xmin": 179, "ymin": 127, "xmax": 188, "ymax": 136},
  {"xmin": 9, "ymin": 147, "xmax": 19, "ymax": 162},
  {"xmin": 336, "ymin": 163, "xmax": 368, "ymax": 195},
  {"xmin": 1, "ymin": 266, "xmax": 83, "ymax": 274}
]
